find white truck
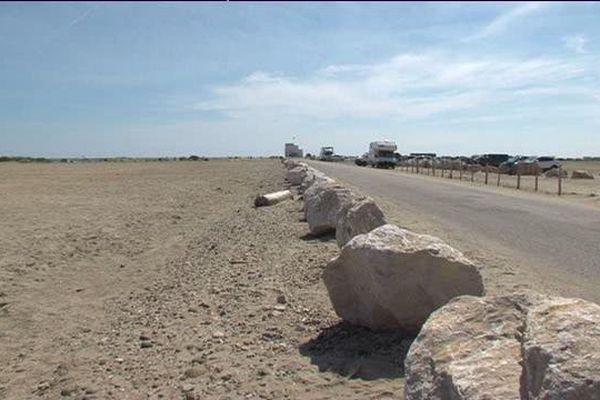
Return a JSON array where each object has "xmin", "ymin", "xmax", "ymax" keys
[
  {"xmin": 367, "ymin": 141, "xmax": 397, "ymax": 169},
  {"xmin": 319, "ymin": 146, "xmax": 335, "ymax": 161}
]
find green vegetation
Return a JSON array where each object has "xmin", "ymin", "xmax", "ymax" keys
[{"xmin": 0, "ymin": 156, "xmax": 49, "ymax": 163}]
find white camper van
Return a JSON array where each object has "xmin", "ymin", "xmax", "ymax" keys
[
  {"xmin": 319, "ymin": 146, "xmax": 334, "ymax": 161},
  {"xmin": 368, "ymin": 141, "xmax": 397, "ymax": 169}
]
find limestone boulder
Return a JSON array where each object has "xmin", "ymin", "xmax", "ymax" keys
[
  {"xmin": 303, "ymin": 179, "xmax": 338, "ymax": 211},
  {"xmin": 299, "ymin": 168, "xmax": 330, "ymax": 194},
  {"xmin": 522, "ymin": 297, "xmax": 600, "ymax": 400},
  {"xmin": 545, "ymin": 168, "xmax": 568, "ymax": 178},
  {"xmin": 305, "ymin": 184, "xmax": 355, "ymax": 235},
  {"xmin": 572, "ymin": 170, "xmax": 594, "ymax": 179},
  {"xmin": 336, "ymin": 197, "xmax": 386, "ymax": 247},
  {"xmin": 405, "ymin": 293, "xmax": 538, "ymax": 400},
  {"xmin": 286, "ymin": 165, "xmax": 308, "ymax": 185},
  {"xmin": 323, "ymin": 224, "xmax": 484, "ymax": 333},
  {"xmin": 405, "ymin": 292, "xmax": 600, "ymax": 400},
  {"xmin": 285, "ymin": 159, "xmax": 307, "ymax": 170}
]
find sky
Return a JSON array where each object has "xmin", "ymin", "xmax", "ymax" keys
[{"xmin": 0, "ymin": 1, "xmax": 599, "ymax": 158}]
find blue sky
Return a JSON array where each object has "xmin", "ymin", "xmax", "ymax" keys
[{"xmin": 0, "ymin": 2, "xmax": 599, "ymax": 157}]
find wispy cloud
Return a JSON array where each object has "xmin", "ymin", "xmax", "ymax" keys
[
  {"xmin": 563, "ymin": 34, "xmax": 588, "ymax": 54},
  {"xmin": 465, "ymin": 2, "xmax": 546, "ymax": 41},
  {"xmin": 66, "ymin": 3, "xmax": 102, "ymax": 29},
  {"xmin": 195, "ymin": 52, "xmax": 593, "ymax": 121}
]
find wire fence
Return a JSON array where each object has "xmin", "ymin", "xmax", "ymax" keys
[{"xmin": 396, "ymin": 160, "xmax": 571, "ymax": 196}]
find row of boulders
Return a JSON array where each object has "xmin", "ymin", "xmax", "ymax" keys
[
  {"xmin": 406, "ymin": 292, "xmax": 600, "ymax": 400},
  {"xmin": 545, "ymin": 168, "xmax": 595, "ymax": 179},
  {"xmin": 283, "ymin": 159, "xmax": 600, "ymax": 399}
]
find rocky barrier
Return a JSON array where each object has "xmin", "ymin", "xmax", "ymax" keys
[{"xmin": 283, "ymin": 158, "xmax": 600, "ymax": 399}]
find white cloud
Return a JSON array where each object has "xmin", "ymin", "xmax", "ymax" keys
[
  {"xmin": 195, "ymin": 52, "xmax": 593, "ymax": 121},
  {"xmin": 563, "ymin": 34, "xmax": 588, "ymax": 54},
  {"xmin": 466, "ymin": 2, "xmax": 546, "ymax": 41}
]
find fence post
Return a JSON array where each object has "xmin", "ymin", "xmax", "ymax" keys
[
  {"xmin": 416, "ymin": 159, "xmax": 420, "ymax": 174},
  {"xmin": 517, "ymin": 170, "xmax": 521, "ymax": 190},
  {"xmin": 449, "ymin": 164, "xmax": 453, "ymax": 179},
  {"xmin": 497, "ymin": 170, "xmax": 501, "ymax": 186},
  {"xmin": 432, "ymin": 161, "xmax": 436, "ymax": 177},
  {"xmin": 459, "ymin": 164, "xmax": 463, "ymax": 180},
  {"xmin": 485, "ymin": 165, "xmax": 489, "ymax": 185},
  {"xmin": 535, "ymin": 170, "xmax": 539, "ymax": 192},
  {"xmin": 558, "ymin": 166, "xmax": 563, "ymax": 196},
  {"xmin": 441, "ymin": 166, "xmax": 445, "ymax": 178},
  {"xmin": 471, "ymin": 168, "xmax": 475, "ymax": 182}
]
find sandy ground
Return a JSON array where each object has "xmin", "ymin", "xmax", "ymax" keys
[{"xmin": 0, "ymin": 160, "xmax": 409, "ymax": 400}]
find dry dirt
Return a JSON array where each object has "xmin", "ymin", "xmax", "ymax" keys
[{"xmin": 0, "ymin": 160, "xmax": 410, "ymax": 400}]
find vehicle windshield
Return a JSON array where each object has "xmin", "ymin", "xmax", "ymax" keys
[{"xmin": 377, "ymin": 150, "xmax": 395, "ymax": 157}]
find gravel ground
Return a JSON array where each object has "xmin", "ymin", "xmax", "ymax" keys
[{"xmin": 0, "ymin": 160, "xmax": 411, "ymax": 400}]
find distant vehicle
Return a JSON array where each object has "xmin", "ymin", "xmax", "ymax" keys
[
  {"xmin": 355, "ymin": 152, "xmax": 369, "ymax": 166},
  {"xmin": 499, "ymin": 155, "xmax": 529, "ymax": 175},
  {"xmin": 368, "ymin": 141, "xmax": 397, "ymax": 169},
  {"xmin": 473, "ymin": 153, "xmax": 510, "ymax": 167},
  {"xmin": 512, "ymin": 156, "xmax": 561, "ymax": 173},
  {"xmin": 319, "ymin": 146, "xmax": 335, "ymax": 161},
  {"xmin": 408, "ymin": 155, "xmax": 433, "ymax": 167},
  {"xmin": 535, "ymin": 156, "xmax": 561, "ymax": 171},
  {"xmin": 410, "ymin": 152, "xmax": 437, "ymax": 158}
]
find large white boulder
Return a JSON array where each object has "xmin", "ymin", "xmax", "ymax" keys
[
  {"xmin": 286, "ymin": 165, "xmax": 308, "ymax": 185},
  {"xmin": 285, "ymin": 159, "xmax": 307, "ymax": 170},
  {"xmin": 303, "ymin": 179, "xmax": 338, "ymax": 212},
  {"xmin": 523, "ymin": 296, "xmax": 600, "ymax": 400},
  {"xmin": 405, "ymin": 292, "xmax": 600, "ymax": 400},
  {"xmin": 323, "ymin": 224, "xmax": 484, "ymax": 333},
  {"xmin": 305, "ymin": 184, "xmax": 355, "ymax": 235},
  {"xmin": 545, "ymin": 168, "xmax": 568, "ymax": 178},
  {"xmin": 299, "ymin": 168, "xmax": 331, "ymax": 194},
  {"xmin": 571, "ymin": 169, "xmax": 594, "ymax": 179},
  {"xmin": 336, "ymin": 197, "xmax": 386, "ymax": 247}
]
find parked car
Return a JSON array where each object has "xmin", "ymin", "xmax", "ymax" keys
[
  {"xmin": 499, "ymin": 155, "xmax": 529, "ymax": 175},
  {"xmin": 511, "ymin": 156, "xmax": 561, "ymax": 175},
  {"xmin": 535, "ymin": 156, "xmax": 561, "ymax": 171},
  {"xmin": 355, "ymin": 153, "xmax": 369, "ymax": 166},
  {"xmin": 473, "ymin": 153, "xmax": 510, "ymax": 167},
  {"xmin": 408, "ymin": 156, "xmax": 433, "ymax": 167}
]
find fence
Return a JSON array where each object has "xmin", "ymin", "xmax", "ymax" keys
[{"xmin": 398, "ymin": 160, "xmax": 565, "ymax": 196}]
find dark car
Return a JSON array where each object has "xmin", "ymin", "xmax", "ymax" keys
[
  {"xmin": 355, "ymin": 153, "xmax": 368, "ymax": 166},
  {"xmin": 474, "ymin": 153, "xmax": 510, "ymax": 167},
  {"xmin": 499, "ymin": 155, "xmax": 529, "ymax": 174}
]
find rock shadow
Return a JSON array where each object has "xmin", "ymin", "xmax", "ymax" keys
[
  {"xmin": 299, "ymin": 321, "xmax": 414, "ymax": 380},
  {"xmin": 299, "ymin": 231, "xmax": 336, "ymax": 242}
]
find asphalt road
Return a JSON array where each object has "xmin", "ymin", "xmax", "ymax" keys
[{"xmin": 308, "ymin": 161, "xmax": 600, "ymax": 302}]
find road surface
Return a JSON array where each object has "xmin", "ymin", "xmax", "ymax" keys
[{"xmin": 308, "ymin": 161, "xmax": 600, "ymax": 303}]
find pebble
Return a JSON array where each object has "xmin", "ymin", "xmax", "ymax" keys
[
  {"xmin": 60, "ymin": 385, "xmax": 78, "ymax": 396},
  {"xmin": 182, "ymin": 384, "xmax": 195, "ymax": 392},
  {"xmin": 212, "ymin": 331, "xmax": 225, "ymax": 339},
  {"xmin": 276, "ymin": 294, "xmax": 287, "ymax": 304},
  {"xmin": 184, "ymin": 368, "xmax": 204, "ymax": 379},
  {"xmin": 140, "ymin": 341, "xmax": 153, "ymax": 348}
]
